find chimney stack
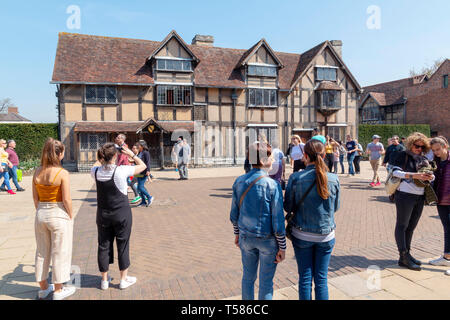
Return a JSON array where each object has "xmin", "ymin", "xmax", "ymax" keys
[
  {"xmin": 191, "ymin": 34, "xmax": 214, "ymax": 47},
  {"xmin": 8, "ymin": 106, "xmax": 18, "ymax": 114},
  {"xmin": 330, "ymin": 40, "xmax": 343, "ymax": 58}
]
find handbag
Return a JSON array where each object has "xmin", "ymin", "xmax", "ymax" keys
[
  {"xmin": 17, "ymin": 169, "xmax": 22, "ymax": 182},
  {"xmin": 385, "ymin": 154, "xmax": 408, "ymax": 195},
  {"xmin": 285, "ymin": 179, "xmax": 316, "ymax": 240}
]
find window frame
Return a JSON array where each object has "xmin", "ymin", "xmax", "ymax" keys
[
  {"xmin": 315, "ymin": 67, "xmax": 338, "ymax": 82},
  {"xmin": 248, "ymin": 88, "xmax": 278, "ymax": 107},
  {"xmin": 156, "ymin": 85, "xmax": 192, "ymax": 106},
  {"xmin": 247, "ymin": 64, "xmax": 277, "ymax": 77},
  {"xmin": 156, "ymin": 58, "xmax": 193, "ymax": 72},
  {"xmin": 316, "ymin": 90, "xmax": 341, "ymax": 109},
  {"xmin": 80, "ymin": 133, "xmax": 108, "ymax": 151},
  {"xmin": 85, "ymin": 86, "xmax": 118, "ymax": 104}
]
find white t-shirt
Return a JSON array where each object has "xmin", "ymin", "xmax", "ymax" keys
[
  {"xmin": 290, "ymin": 144, "xmax": 304, "ymax": 161},
  {"xmin": 91, "ymin": 165, "xmax": 135, "ymax": 196}
]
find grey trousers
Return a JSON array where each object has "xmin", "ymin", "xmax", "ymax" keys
[{"xmin": 178, "ymin": 163, "xmax": 188, "ymax": 179}]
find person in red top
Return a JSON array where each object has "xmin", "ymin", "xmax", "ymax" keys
[
  {"xmin": 114, "ymin": 134, "xmax": 130, "ymax": 166},
  {"xmin": 1, "ymin": 140, "xmax": 24, "ymax": 192}
]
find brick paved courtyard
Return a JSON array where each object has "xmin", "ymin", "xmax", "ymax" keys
[{"xmin": 64, "ymin": 172, "xmax": 444, "ymax": 300}]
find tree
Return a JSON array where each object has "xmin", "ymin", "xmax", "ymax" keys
[
  {"xmin": 0, "ymin": 98, "xmax": 13, "ymax": 114},
  {"xmin": 409, "ymin": 58, "xmax": 446, "ymax": 77}
]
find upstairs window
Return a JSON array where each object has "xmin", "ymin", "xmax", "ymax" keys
[
  {"xmin": 248, "ymin": 88, "xmax": 277, "ymax": 107},
  {"xmin": 157, "ymin": 85, "xmax": 192, "ymax": 105},
  {"xmin": 444, "ymin": 75, "xmax": 448, "ymax": 88},
  {"xmin": 156, "ymin": 59, "xmax": 192, "ymax": 72},
  {"xmin": 247, "ymin": 65, "xmax": 277, "ymax": 77},
  {"xmin": 316, "ymin": 90, "xmax": 341, "ymax": 108},
  {"xmin": 316, "ymin": 67, "xmax": 337, "ymax": 81},
  {"xmin": 85, "ymin": 86, "xmax": 117, "ymax": 104}
]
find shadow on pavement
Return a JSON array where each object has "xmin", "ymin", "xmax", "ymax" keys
[{"xmin": 329, "ymin": 255, "xmax": 397, "ymax": 272}]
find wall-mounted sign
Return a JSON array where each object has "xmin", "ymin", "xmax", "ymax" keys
[{"xmin": 147, "ymin": 125, "xmax": 155, "ymax": 133}]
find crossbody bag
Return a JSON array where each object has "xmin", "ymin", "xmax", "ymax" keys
[{"xmin": 285, "ymin": 179, "xmax": 316, "ymax": 240}]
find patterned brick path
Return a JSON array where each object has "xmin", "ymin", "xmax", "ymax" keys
[{"xmin": 67, "ymin": 174, "xmax": 444, "ymax": 300}]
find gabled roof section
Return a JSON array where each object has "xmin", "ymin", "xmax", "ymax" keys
[
  {"xmin": 237, "ymin": 39, "xmax": 284, "ymax": 68},
  {"xmin": 427, "ymin": 58, "xmax": 450, "ymax": 81},
  {"xmin": 289, "ymin": 41, "xmax": 362, "ymax": 92},
  {"xmin": 147, "ymin": 30, "xmax": 199, "ymax": 63},
  {"xmin": 360, "ymin": 89, "xmax": 406, "ymax": 107}
]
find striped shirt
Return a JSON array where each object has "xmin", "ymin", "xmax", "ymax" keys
[{"xmin": 232, "ymin": 222, "xmax": 287, "ymax": 251}]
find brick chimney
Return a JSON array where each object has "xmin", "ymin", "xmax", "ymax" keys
[
  {"xmin": 191, "ymin": 34, "xmax": 214, "ymax": 47},
  {"xmin": 412, "ymin": 75, "xmax": 424, "ymax": 85},
  {"xmin": 330, "ymin": 40, "xmax": 343, "ymax": 58},
  {"xmin": 8, "ymin": 106, "xmax": 18, "ymax": 114}
]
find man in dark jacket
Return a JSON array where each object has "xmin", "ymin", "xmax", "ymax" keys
[{"xmin": 383, "ymin": 135, "xmax": 405, "ymax": 169}]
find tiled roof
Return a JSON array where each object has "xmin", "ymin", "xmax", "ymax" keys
[
  {"xmin": 74, "ymin": 120, "xmax": 194, "ymax": 133},
  {"xmin": 0, "ymin": 112, "xmax": 31, "ymax": 123},
  {"xmin": 52, "ymin": 33, "xmax": 343, "ymax": 91},
  {"xmin": 316, "ymin": 81, "xmax": 343, "ymax": 91},
  {"xmin": 361, "ymin": 74, "xmax": 427, "ymax": 107},
  {"xmin": 74, "ymin": 121, "xmax": 143, "ymax": 132}
]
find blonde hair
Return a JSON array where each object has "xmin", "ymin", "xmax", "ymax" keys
[
  {"xmin": 291, "ymin": 135, "xmax": 301, "ymax": 143},
  {"xmin": 40, "ymin": 138, "xmax": 65, "ymax": 169},
  {"xmin": 405, "ymin": 132, "xmax": 430, "ymax": 153}
]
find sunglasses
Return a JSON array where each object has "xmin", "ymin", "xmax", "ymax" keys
[{"xmin": 413, "ymin": 144, "xmax": 426, "ymax": 150}]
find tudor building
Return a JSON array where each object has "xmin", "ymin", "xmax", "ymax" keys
[{"xmin": 51, "ymin": 31, "xmax": 362, "ymax": 171}]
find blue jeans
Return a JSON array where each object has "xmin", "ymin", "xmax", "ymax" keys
[
  {"xmin": 0, "ymin": 169, "xmax": 11, "ymax": 190},
  {"xmin": 137, "ymin": 177, "xmax": 151, "ymax": 204},
  {"xmin": 347, "ymin": 153, "xmax": 356, "ymax": 175},
  {"xmin": 1, "ymin": 165, "xmax": 20, "ymax": 190},
  {"xmin": 291, "ymin": 237, "xmax": 335, "ymax": 300},
  {"xmin": 339, "ymin": 154, "xmax": 345, "ymax": 173},
  {"xmin": 239, "ymin": 234, "xmax": 279, "ymax": 300}
]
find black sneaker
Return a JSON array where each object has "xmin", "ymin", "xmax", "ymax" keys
[
  {"xmin": 16, "ymin": 188, "xmax": 25, "ymax": 192},
  {"xmin": 0, "ymin": 186, "xmax": 7, "ymax": 192}
]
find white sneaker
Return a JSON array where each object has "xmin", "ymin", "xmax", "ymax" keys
[
  {"xmin": 148, "ymin": 196, "xmax": 154, "ymax": 206},
  {"xmin": 101, "ymin": 276, "xmax": 112, "ymax": 290},
  {"xmin": 446, "ymin": 270, "xmax": 450, "ymax": 276},
  {"xmin": 53, "ymin": 286, "xmax": 76, "ymax": 300},
  {"xmin": 119, "ymin": 276, "xmax": 137, "ymax": 290},
  {"xmin": 38, "ymin": 283, "xmax": 55, "ymax": 299},
  {"xmin": 429, "ymin": 256, "xmax": 450, "ymax": 266}
]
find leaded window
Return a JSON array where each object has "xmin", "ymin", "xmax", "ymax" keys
[
  {"xmin": 156, "ymin": 59, "xmax": 192, "ymax": 72},
  {"xmin": 247, "ymin": 65, "xmax": 277, "ymax": 77},
  {"xmin": 316, "ymin": 90, "xmax": 341, "ymax": 108},
  {"xmin": 85, "ymin": 86, "xmax": 117, "ymax": 104},
  {"xmin": 248, "ymin": 89, "xmax": 277, "ymax": 107},
  {"xmin": 80, "ymin": 133, "xmax": 107, "ymax": 150},
  {"xmin": 157, "ymin": 85, "xmax": 192, "ymax": 105},
  {"xmin": 316, "ymin": 67, "xmax": 337, "ymax": 81}
]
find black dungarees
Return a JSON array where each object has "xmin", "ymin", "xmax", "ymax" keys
[{"xmin": 95, "ymin": 167, "xmax": 132, "ymax": 272}]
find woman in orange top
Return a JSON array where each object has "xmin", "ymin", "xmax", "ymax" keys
[{"xmin": 32, "ymin": 138, "xmax": 76, "ymax": 300}]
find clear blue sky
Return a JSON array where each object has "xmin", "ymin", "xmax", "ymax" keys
[{"xmin": 0, "ymin": 0, "xmax": 449, "ymax": 123}]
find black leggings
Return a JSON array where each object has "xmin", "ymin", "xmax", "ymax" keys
[
  {"xmin": 394, "ymin": 191, "xmax": 425, "ymax": 253},
  {"xmin": 353, "ymin": 156, "xmax": 361, "ymax": 173},
  {"xmin": 325, "ymin": 154, "xmax": 334, "ymax": 172},
  {"xmin": 437, "ymin": 205, "xmax": 450, "ymax": 253}
]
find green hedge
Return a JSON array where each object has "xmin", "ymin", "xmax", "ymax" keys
[
  {"xmin": 358, "ymin": 124, "xmax": 431, "ymax": 150},
  {"xmin": 0, "ymin": 123, "xmax": 58, "ymax": 161}
]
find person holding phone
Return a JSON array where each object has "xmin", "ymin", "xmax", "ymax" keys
[
  {"xmin": 391, "ymin": 132, "xmax": 435, "ymax": 271},
  {"xmin": 91, "ymin": 143, "xmax": 147, "ymax": 290}
]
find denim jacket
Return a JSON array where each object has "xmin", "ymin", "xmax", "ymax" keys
[
  {"xmin": 230, "ymin": 168, "xmax": 285, "ymax": 238},
  {"xmin": 283, "ymin": 165, "xmax": 340, "ymax": 234}
]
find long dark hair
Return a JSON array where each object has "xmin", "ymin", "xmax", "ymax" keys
[{"xmin": 304, "ymin": 139, "xmax": 329, "ymax": 200}]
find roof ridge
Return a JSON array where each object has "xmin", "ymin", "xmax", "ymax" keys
[{"xmin": 363, "ymin": 74, "xmax": 426, "ymax": 89}]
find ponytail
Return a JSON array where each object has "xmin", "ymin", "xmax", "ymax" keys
[{"xmin": 304, "ymin": 139, "xmax": 330, "ymax": 200}]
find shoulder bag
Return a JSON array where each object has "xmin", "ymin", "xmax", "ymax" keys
[
  {"xmin": 385, "ymin": 153, "xmax": 408, "ymax": 195},
  {"xmin": 285, "ymin": 179, "xmax": 316, "ymax": 240},
  {"xmin": 239, "ymin": 175, "xmax": 267, "ymax": 209}
]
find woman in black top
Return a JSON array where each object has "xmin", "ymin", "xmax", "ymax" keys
[{"xmin": 135, "ymin": 140, "xmax": 153, "ymax": 207}]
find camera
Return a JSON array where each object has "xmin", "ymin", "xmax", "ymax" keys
[{"xmin": 114, "ymin": 143, "xmax": 123, "ymax": 152}]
